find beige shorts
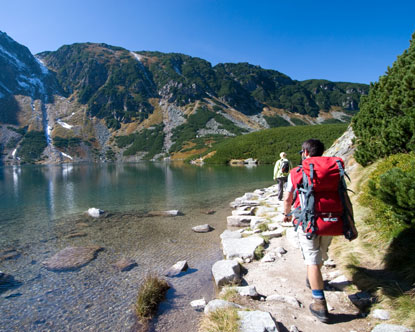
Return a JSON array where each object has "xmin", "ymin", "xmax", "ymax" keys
[{"xmin": 297, "ymin": 228, "xmax": 332, "ymax": 265}]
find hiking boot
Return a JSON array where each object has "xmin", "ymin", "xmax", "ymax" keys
[{"xmin": 309, "ymin": 298, "xmax": 329, "ymax": 323}]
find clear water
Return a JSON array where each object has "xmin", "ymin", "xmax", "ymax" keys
[{"xmin": 0, "ymin": 162, "xmax": 273, "ymax": 332}]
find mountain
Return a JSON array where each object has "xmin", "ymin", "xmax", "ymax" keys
[{"xmin": 0, "ymin": 31, "xmax": 369, "ymax": 164}]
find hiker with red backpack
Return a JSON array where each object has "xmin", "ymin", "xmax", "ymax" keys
[
  {"xmin": 283, "ymin": 139, "xmax": 358, "ymax": 323},
  {"xmin": 273, "ymin": 152, "xmax": 292, "ymax": 201}
]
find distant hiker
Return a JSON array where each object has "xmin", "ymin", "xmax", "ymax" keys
[
  {"xmin": 273, "ymin": 152, "xmax": 291, "ymax": 200},
  {"xmin": 283, "ymin": 139, "xmax": 358, "ymax": 323}
]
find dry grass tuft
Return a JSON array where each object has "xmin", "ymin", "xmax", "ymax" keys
[
  {"xmin": 135, "ymin": 274, "xmax": 170, "ymax": 322},
  {"xmin": 198, "ymin": 308, "xmax": 240, "ymax": 332}
]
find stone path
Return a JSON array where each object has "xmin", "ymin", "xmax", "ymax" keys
[{"xmin": 202, "ymin": 184, "xmax": 413, "ymax": 332}]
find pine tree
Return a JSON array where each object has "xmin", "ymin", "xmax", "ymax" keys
[{"xmin": 353, "ymin": 32, "xmax": 415, "ymax": 166}]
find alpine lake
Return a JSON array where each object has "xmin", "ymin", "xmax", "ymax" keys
[{"xmin": 0, "ymin": 162, "xmax": 274, "ymax": 332}]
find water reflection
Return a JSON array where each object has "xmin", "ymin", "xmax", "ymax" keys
[{"xmin": 0, "ymin": 162, "xmax": 275, "ymax": 332}]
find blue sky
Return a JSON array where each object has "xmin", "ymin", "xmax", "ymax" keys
[{"xmin": 1, "ymin": 0, "xmax": 414, "ymax": 84}]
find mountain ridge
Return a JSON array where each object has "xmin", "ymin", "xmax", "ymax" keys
[{"xmin": 0, "ymin": 31, "xmax": 369, "ymax": 165}]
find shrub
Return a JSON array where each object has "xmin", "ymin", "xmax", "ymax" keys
[
  {"xmin": 135, "ymin": 275, "xmax": 170, "ymax": 321},
  {"xmin": 18, "ymin": 131, "xmax": 47, "ymax": 163},
  {"xmin": 359, "ymin": 153, "xmax": 415, "ymax": 283},
  {"xmin": 369, "ymin": 166, "xmax": 415, "ymax": 225}
]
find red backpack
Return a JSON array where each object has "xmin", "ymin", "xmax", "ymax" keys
[{"xmin": 290, "ymin": 156, "xmax": 355, "ymax": 239}]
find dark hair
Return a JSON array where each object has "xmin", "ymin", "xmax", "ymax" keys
[{"xmin": 302, "ymin": 139, "xmax": 324, "ymax": 157}]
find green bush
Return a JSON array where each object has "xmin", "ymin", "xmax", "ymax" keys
[
  {"xmin": 18, "ymin": 131, "xmax": 47, "ymax": 163},
  {"xmin": 370, "ymin": 167, "xmax": 415, "ymax": 225},
  {"xmin": 359, "ymin": 153, "xmax": 415, "ymax": 240},
  {"xmin": 116, "ymin": 124, "xmax": 165, "ymax": 159},
  {"xmin": 264, "ymin": 115, "xmax": 290, "ymax": 128},
  {"xmin": 53, "ymin": 136, "xmax": 82, "ymax": 148}
]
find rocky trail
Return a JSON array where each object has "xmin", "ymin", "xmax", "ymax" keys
[{"xmin": 202, "ymin": 184, "xmax": 411, "ymax": 332}]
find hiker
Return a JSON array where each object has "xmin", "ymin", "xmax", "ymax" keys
[
  {"xmin": 282, "ymin": 139, "xmax": 358, "ymax": 323},
  {"xmin": 273, "ymin": 152, "xmax": 291, "ymax": 200}
]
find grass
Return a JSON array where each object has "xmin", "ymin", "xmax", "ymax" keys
[
  {"xmin": 220, "ymin": 287, "xmax": 239, "ymax": 303},
  {"xmin": 135, "ymin": 274, "xmax": 170, "ymax": 322},
  {"xmin": 256, "ymin": 223, "xmax": 269, "ymax": 232},
  {"xmin": 254, "ymin": 245, "xmax": 265, "ymax": 260},
  {"xmin": 329, "ymin": 160, "xmax": 415, "ymax": 328},
  {"xmin": 198, "ymin": 307, "xmax": 240, "ymax": 332}
]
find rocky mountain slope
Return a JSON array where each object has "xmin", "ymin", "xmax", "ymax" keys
[{"xmin": 0, "ymin": 31, "xmax": 369, "ymax": 165}]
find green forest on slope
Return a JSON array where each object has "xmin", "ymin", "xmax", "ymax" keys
[{"xmin": 204, "ymin": 123, "xmax": 348, "ymax": 164}]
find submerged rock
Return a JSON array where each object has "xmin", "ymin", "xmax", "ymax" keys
[
  {"xmin": 65, "ymin": 232, "xmax": 88, "ymax": 239},
  {"xmin": 147, "ymin": 210, "xmax": 182, "ymax": 217},
  {"xmin": 112, "ymin": 258, "xmax": 137, "ymax": 272},
  {"xmin": 0, "ymin": 249, "xmax": 20, "ymax": 261},
  {"xmin": 192, "ymin": 224, "xmax": 214, "ymax": 233},
  {"xmin": 42, "ymin": 246, "xmax": 103, "ymax": 271},
  {"xmin": 164, "ymin": 260, "xmax": 188, "ymax": 277},
  {"xmin": 0, "ymin": 271, "xmax": 22, "ymax": 293}
]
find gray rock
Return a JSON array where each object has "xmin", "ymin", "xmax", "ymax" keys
[
  {"xmin": 232, "ymin": 209, "xmax": 254, "ymax": 216},
  {"xmin": 211, "ymin": 259, "xmax": 241, "ymax": 287},
  {"xmin": 238, "ymin": 310, "xmax": 279, "ymax": 332},
  {"xmin": 328, "ymin": 275, "xmax": 351, "ymax": 290},
  {"xmin": 262, "ymin": 229, "xmax": 284, "ymax": 239},
  {"xmin": 372, "ymin": 309, "xmax": 391, "ymax": 320},
  {"xmin": 192, "ymin": 224, "xmax": 214, "ymax": 233},
  {"xmin": 220, "ymin": 230, "xmax": 242, "ymax": 240},
  {"xmin": 267, "ymin": 294, "xmax": 301, "ymax": 307},
  {"xmin": 235, "ymin": 285, "xmax": 259, "ymax": 297},
  {"xmin": 250, "ymin": 217, "xmax": 268, "ymax": 229},
  {"xmin": 222, "ymin": 235, "xmax": 264, "ymax": 260},
  {"xmin": 87, "ymin": 207, "xmax": 104, "ymax": 218},
  {"xmin": 289, "ymin": 326, "xmax": 300, "ymax": 332},
  {"xmin": 204, "ymin": 299, "xmax": 243, "ymax": 314},
  {"xmin": 42, "ymin": 246, "xmax": 103, "ymax": 271},
  {"xmin": 267, "ymin": 222, "xmax": 281, "ymax": 230},
  {"xmin": 227, "ymin": 215, "xmax": 252, "ymax": 227},
  {"xmin": 164, "ymin": 260, "xmax": 188, "ymax": 277},
  {"xmin": 190, "ymin": 298, "xmax": 206, "ymax": 311},
  {"xmin": 112, "ymin": 258, "xmax": 137, "ymax": 272},
  {"xmin": 261, "ymin": 252, "xmax": 277, "ymax": 262},
  {"xmin": 275, "ymin": 247, "xmax": 287, "ymax": 255},
  {"xmin": 371, "ymin": 324, "xmax": 413, "ymax": 332}
]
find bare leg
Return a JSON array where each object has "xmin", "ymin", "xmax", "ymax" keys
[{"xmin": 307, "ymin": 264, "xmax": 323, "ymax": 290}]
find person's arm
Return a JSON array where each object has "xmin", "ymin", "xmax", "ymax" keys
[
  {"xmin": 283, "ymin": 191, "xmax": 293, "ymax": 222},
  {"xmin": 283, "ymin": 174, "xmax": 294, "ymax": 222}
]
